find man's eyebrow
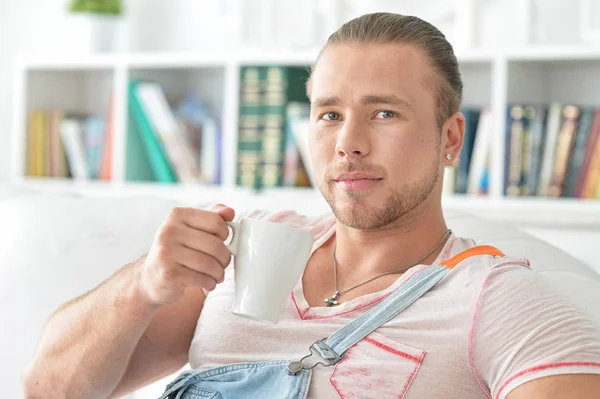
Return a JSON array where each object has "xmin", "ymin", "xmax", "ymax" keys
[
  {"xmin": 361, "ymin": 95, "xmax": 414, "ymax": 110},
  {"xmin": 311, "ymin": 96, "xmax": 340, "ymax": 108},
  {"xmin": 311, "ymin": 95, "xmax": 414, "ymax": 111}
]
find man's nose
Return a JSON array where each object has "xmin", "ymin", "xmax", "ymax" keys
[{"xmin": 334, "ymin": 118, "xmax": 371, "ymax": 159}]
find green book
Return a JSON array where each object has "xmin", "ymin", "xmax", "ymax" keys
[
  {"xmin": 237, "ymin": 67, "xmax": 265, "ymax": 189},
  {"xmin": 125, "ymin": 113, "xmax": 155, "ymax": 182},
  {"xmin": 128, "ymin": 80, "xmax": 176, "ymax": 183},
  {"xmin": 261, "ymin": 66, "xmax": 310, "ymax": 188}
]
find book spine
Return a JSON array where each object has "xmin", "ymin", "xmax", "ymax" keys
[
  {"xmin": 261, "ymin": 66, "xmax": 287, "ymax": 188},
  {"xmin": 563, "ymin": 108, "xmax": 594, "ymax": 197},
  {"xmin": 526, "ymin": 105, "xmax": 548, "ymax": 196},
  {"xmin": 505, "ymin": 105, "xmax": 524, "ymax": 197},
  {"xmin": 574, "ymin": 109, "xmax": 600, "ymax": 197},
  {"xmin": 455, "ymin": 108, "xmax": 480, "ymax": 194},
  {"xmin": 581, "ymin": 125, "xmax": 600, "ymax": 198},
  {"xmin": 99, "ymin": 95, "xmax": 114, "ymax": 181},
  {"xmin": 548, "ymin": 105, "xmax": 580, "ymax": 197},
  {"xmin": 467, "ymin": 108, "xmax": 492, "ymax": 196},
  {"xmin": 85, "ymin": 117, "xmax": 106, "ymax": 180},
  {"xmin": 537, "ymin": 102, "xmax": 563, "ymax": 196},
  {"xmin": 60, "ymin": 118, "xmax": 89, "ymax": 180},
  {"xmin": 283, "ymin": 102, "xmax": 310, "ymax": 187},
  {"xmin": 128, "ymin": 81, "xmax": 177, "ymax": 183},
  {"xmin": 237, "ymin": 67, "xmax": 264, "ymax": 189},
  {"xmin": 520, "ymin": 106, "xmax": 535, "ymax": 195},
  {"xmin": 136, "ymin": 82, "xmax": 199, "ymax": 183}
]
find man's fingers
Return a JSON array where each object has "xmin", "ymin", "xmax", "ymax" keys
[
  {"xmin": 172, "ymin": 246, "xmax": 226, "ymax": 284},
  {"xmin": 173, "ymin": 265, "xmax": 219, "ymax": 292},
  {"xmin": 176, "ymin": 225, "xmax": 232, "ymax": 267},
  {"xmin": 210, "ymin": 203, "xmax": 236, "ymax": 222},
  {"xmin": 168, "ymin": 207, "xmax": 230, "ymax": 240}
]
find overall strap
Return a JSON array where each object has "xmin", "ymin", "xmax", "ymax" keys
[{"xmin": 310, "ymin": 245, "xmax": 503, "ymax": 365}]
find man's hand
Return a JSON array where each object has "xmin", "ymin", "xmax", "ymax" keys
[{"xmin": 135, "ymin": 204, "xmax": 235, "ymax": 306}]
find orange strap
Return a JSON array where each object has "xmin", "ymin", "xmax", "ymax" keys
[{"xmin": 440, "ymin": 245, "xmax": 505, "ymax": 269}]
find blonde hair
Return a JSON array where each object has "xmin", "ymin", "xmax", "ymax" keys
[{"xmin": 307, "ymin": 12, "xmax": 463, "ymax": 129}]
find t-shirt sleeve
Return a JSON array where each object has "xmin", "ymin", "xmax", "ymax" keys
[{"xmin": 471, "ymin": 262, "xmax": 600, "ymax": 399}]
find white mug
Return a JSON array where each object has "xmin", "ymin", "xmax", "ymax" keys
[{"xmin": 226, "ymin": 218, "xmax": 314, "ymax": 324}]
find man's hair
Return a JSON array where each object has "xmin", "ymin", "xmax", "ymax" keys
[{"xmin": 307, "ymin": 12, "xmax": 463, "ymax": 129}]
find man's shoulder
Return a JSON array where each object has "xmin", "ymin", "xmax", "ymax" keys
[{"xmin": 444, "ymin": 236, "xmax": 532, "ymax": 284}]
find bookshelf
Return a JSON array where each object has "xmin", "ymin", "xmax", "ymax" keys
[{"xmin": 10, "ymin": 47, "xmax": 600, "ymax": 228}]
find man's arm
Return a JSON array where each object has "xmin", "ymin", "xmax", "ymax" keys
[
  {"xmin": 506, "ymin": 374, "xmax": 600, "ymax": 399},
  {"xmin": 23, "ymin": 261, "xmax": 206, "ymax": 399},
  {"xmin": 108, "ymin": 284, "xmax": 207, "ymax": 398},
  {"xmin": 23, "ymin": 205, "xmax": 235, "ymax": 399},
  {"xmin": 470, "ymin": 263, "xmax": 600, "ymax": 399}
]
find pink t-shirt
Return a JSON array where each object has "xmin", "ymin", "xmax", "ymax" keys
[{"xmin": 189, "ymin": 210, "xmax": 600, "ymax": 399}]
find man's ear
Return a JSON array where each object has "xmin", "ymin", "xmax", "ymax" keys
[{"xmin": 440, "ymin": 111, "xmax": 465, "ymax": 165}]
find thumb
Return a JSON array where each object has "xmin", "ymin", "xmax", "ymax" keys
[{"xmin": 209, "ymin": 203, "xmax": 235, "ymax": 222}]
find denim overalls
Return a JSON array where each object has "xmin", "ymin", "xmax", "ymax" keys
[{"xmin": 159, "ymin": 246, "xmax": 503, "ymax": 399}]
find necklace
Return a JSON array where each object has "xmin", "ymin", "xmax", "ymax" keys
[{"xmin": 324, "ymin": 229, "xmax": 452, "ymax": 307}]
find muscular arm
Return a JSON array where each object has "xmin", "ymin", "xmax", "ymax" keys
[
  {"xmin": 506, "ymin": 374, "xmax": 600, "ymax": 399},
  {"xmin": 109, "ymin": 285, "xmax": 206, "ymax": 398},
  {"xmin": 23, "ymin": 205, "xmax": 234, "ymax": 399},
  {"xmin": 23, "ymin": 261, "xmax": 205, "ymax": 399}
]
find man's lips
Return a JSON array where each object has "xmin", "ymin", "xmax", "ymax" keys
[
  {"xmin": 333, "ymin": 173, "xmax": 383, "ymax": 191},
  {"xmin": 333, "ymin": 172, "xmax": 383, "ymax": 181}
]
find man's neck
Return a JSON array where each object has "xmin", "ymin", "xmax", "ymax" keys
[{"xmin": 332, "ymin": 203, "xmax": 450, "ymax": 278}]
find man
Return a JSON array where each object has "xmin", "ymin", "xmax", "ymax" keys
[{"xmin": 24, "ymin": 12, "xmax": 600, "ymax": 399}]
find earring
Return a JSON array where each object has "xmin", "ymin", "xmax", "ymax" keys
[{"xmin": 446, "ymin": 154, "xmax": 452, "ymax": 161}]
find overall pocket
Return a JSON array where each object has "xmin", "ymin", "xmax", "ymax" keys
[{"xmin": 330, "ymin": 332, "xmax": 425, "ymax": 399}]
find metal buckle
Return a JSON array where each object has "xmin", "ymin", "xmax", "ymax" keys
[{"xmin": 287, "ymin": 339, "xmax": 345, "ymax": 376}]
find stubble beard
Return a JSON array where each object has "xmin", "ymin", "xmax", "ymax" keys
[{"xmin": 320, "ymin": 161, "xmax": 440, "ymax": 231}]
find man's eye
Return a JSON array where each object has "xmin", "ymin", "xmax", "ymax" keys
[
  {"xmin": 376, "ymin": 111, "xmax": 397, "ymax": 119},
  {"xmin": 322, "ymin": 112, "xmax": 341, "ymax": 121}
]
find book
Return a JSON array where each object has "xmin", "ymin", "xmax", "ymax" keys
[
  {"xmin": 128, "ymin": 80, "xmax": 177, "ymax": 183},
  {"xmin": 548, "ymin": 105, "xmax": 580, "ymax": 197},
  {"xmin": 563, "ymin": 107, "xmax": 595, "ymax": 197},
  {"xmin": 99, "ymin": 96, "xmax": 115, "ymax": 181},
  {"xmin": 468, "ymin": 108, "xmax": 492, "ymax": 195},
  {"xmin": 580, "ymin": 116, "xmax": 600, "ymax": 198},
  {"xmin": 60, "ymin": 117, "xmax": 89, "ymax": 180},
  {"xmin": 283, "ymin": 102, "xmax": 310, "ymax": 187},
  {"xmin": 520, "ymin": 106, "xmax": 536, "ymax": 195},
  {"xmin": 525, "ymin": 105, "xmax": 548, "ymax": 196},
  {"xmin": 176, "ymin": 92, "xmax": 221, "ymax": 184},
  {"xmin": 237, "ymin": 67, "xmax": 264, "ymax": 189},
  {"xmin": 505, "ymin": 105, "xmax": 524, "ymax": 196},
  {"xmin": 260, "ymin": 66, "xmax": 310, "ymax": 188},
  {"xmin": 575, "ymin": 109, "xmax": 600, "ymax": 197},
  {"xmin": 290, "ymin": 117, "xmax": 315, "ymax": 187},
  {"xmin": 84, "ymin": 117, "xmax": 106, "ymax": 179},
  {"xmin": 48, "ymin": 110, "xmax": 69, "ymax": 178},
  {"xmin": 136, "ymin": 82, "xmax": 200, "ymax": 183},
  {"xmin": 455, "ymin": 107, "xmax": 481, "ymax": 194},
  {"xmin": 537, "ymin": 102, "xmax": 563, "ymax": 196},
  {"xmin": 27, "ymin": 110, "xmax": 47, "ymax": 177},
  {"xmin": 125, "ymin": 113, "xmax": 155, "ymax": 182}
]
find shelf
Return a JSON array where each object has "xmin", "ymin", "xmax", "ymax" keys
[
  {"xmin": 16, "ymin": 49, "xmax": 501, "ymax": 72},
  {"xmin": 442, "ymin": 196, "xmax": 600, "ymax": 229},
  {"xmin": 505, "ymin": 46, "xmax": 600, "ymax": 61},
  {"xmin": 15, "ymin": 179, "xmax": 600, "ymax": 229}
]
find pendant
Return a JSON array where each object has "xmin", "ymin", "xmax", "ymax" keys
[{"xmin": 324, "ymin": 291, "xmax": 340, "ymax": 307}]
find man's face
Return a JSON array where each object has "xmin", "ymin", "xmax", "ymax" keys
[{"xmin": 309, "ymin": 43, "xmax": 443, "ymax": 230}]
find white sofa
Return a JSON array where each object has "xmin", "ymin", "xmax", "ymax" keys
[{"xmin": 1, "ymin": 184, "xmax": 600, "ymax": 399}]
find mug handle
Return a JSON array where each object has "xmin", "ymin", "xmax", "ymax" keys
[{"xmin": 226, "ymin": 221, "xmax": 240, "ymax": 256}]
